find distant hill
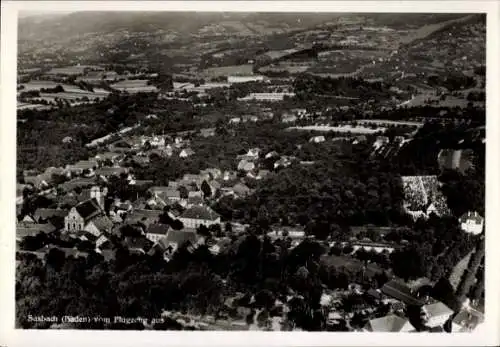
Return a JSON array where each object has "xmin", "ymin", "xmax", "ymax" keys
[{"xmin": 18, "ymin": 12, "xmax": 474, "ymax": 42}]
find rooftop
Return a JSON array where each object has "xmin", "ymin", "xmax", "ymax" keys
[
  {"xmin": 364, "ymin": 314, "xmax": 412, "ymax": 332},
  {"xmin": 75, "ymin": 198, "xmax": 102, "ymax": 221},
  {"xmin": 146, "ymin": 223, "xmax": 170, "ymax": 235},
  {"xmin": 424, "ymin": 302, "xmax": 454, "ymax": 318},
  {"xmin": 381, "ymin": 280, "xmax": 424, "ymax": 306},
  {"xmin": 180, "ymin": 206, "xmax": 220, "ymax": 221}
]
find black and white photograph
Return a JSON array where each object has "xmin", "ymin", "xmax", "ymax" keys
[{"xmin": 1, "ymin": 1, "xmax": 499, "ymax": 346}]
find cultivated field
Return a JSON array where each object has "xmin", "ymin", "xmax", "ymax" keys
[
  {"xmin": 111, "ymin": 79, "xmax": 158, "ymax": 93},
  {"xmin": 201, "ymin": 64, "xmax": 254, "ymax": 78}
]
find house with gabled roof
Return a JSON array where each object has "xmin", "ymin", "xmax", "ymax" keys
[
  {"xmin": 179, "ymin": 206, "xmax": 221, "ymax": 229},
  {"xmin": 95, "ymin": 152, "xmax": 123, "ymax": 164},
  {"xmin": 150, "ymin": 229, "xmax": 198, "ymax": 260},
  {"xmin": 183, "ymin": 174, "xmax": 205, "ymax": 187},
  {"xmin": 363, "ymin": 314, "xmax": 414, "ymax": 332},
  {"xmin": 237, "ymin": 159, "xmax": 255, "ymax": 172},
  {"xmin": 123, "ymin": 236, "xmax": 152, "ymax": 254},
  {"xmin": 126, "ymin": 209, "xmax": 163, "ymax": 228},
  {"xmin": 145, "ymin": 223, "xmax": 170, "ymax": 243},
  {"xmin": 95, "ymin": 166, "xmax": 129, "ymax": 178},
  {"xmin": 60, "ymin": 177, "xmax": 97, "ymax": 193},
  {"xmin": 65, "ymin": 160, "xmax": 98, "ymax": 175},
  {"xmin": 187, "ymin": 195, "xmax": 204, "ymax": 207},
  {"xmin": 422, "ymin": 302, "xmax": 454, "ymax": 328},
  {"xmin": 381, "ymin": 280, "xmax": 424, "ymax": 306},
  {"xmin": 452, "ymin": 308, "xmax": 484, "ymax": 332},
  {"xmin": 33, "ymin": 208, "xmax": 69, "ymax": 223},
  {"xmin": 64, "ymin": 195, "xmax": 112, "ymax": 238},
  {"xmin": 16, "ymin": 221, "xmax": 56, "ymax": 241}
]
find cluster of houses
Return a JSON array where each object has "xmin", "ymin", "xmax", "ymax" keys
[
  {"xmin": 17, "ymin": 130, "xmax": 268, "ymax": 262},
  {"xmin": 328, "ymin": 280, "xmax": 484, "ymax": 333},
  {"xmin": 19, "ymin": 123, "xmax": 313, "ymax": 264},
  {"xmin": 355, "ymin": 279, "xmax": 484, "ymax": 332}
]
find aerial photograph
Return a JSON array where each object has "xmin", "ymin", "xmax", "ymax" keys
[{"xmin": 15, "ymin": 11, "xmax": 486, "ymax": 332}]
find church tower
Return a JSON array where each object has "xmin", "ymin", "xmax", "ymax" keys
[{"xmin": 90, "ymin": 186, "xmax": 106, "ymax": 210}]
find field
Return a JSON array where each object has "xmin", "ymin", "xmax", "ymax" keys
[
  {"xmin": 357, "ymin": 119, "xmax": 423, "ymax": 127},
  {"xmin": 45, "ymin": 65, "xmax": 104, "ymax": 76},
  {"xmin": 16, "ymin": 102, "xmax": 51, "ymax": 111},
  {"xmin": 110, "ymin": 80, "xmax": 158, "ymax": 93},
  {"xmin": 201, "ymin": 64, "xmax": 254, "ymax": 78},
  {"xmin": 400, "ymin": 91, "xmax": 484, "ymax": 109},
  {"xmin": 19, "ymin": 81, "xmax": 109, "ymax": 94},
  {"xmin": 260, "ymin": 63, "xmax": 310, "ymax": 74},
  {"xmin": 290, "ymin": 125, "xmax": 386, "ymax": 134}
]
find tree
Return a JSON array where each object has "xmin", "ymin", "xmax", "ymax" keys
[
  {"xmin": 390, "ymin": 247, "xmax": 427, "ymax": 281},
  {"xmin": 46, "ymin": 248, "xmax": 66, "ymax": 271},
  {"xmin": 201, "ymin": 180, "xmax": 212, "ymax": 198},
  {"xmin": 178, "ymin": 186, "xmax": 189, "ymax": 200}
]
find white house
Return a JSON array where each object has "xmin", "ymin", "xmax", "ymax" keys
[
  {"xmin": 309, "ymin": 136, "xmax": 326, "ymax": 143},
  {"xmin": 179, "ymin": 148, "xmax": 195, "ymax": 158},
  {"xmin": 179, "ymin": 206, "xmax": 221, "ymax": 229},
  {"xmin": 246, "ymin": 148, "xmax": 261, "ymax": 158},
  {"xmin": 459, "ymin": 211, "xmax": 484, "ymax": 235},
  {"xmin": 422, "ymin": 302, "xmax": 454, "ymax": 328}
]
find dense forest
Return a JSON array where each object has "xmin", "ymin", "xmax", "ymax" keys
[{"xmin": 293, "ymin": 74, "xmax": 401, "ymax": 101}]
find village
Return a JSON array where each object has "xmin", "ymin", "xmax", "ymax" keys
[
  {"xmin": 13, "ymin": 11, "xmax": 487, "ymax": 333},
  {"xmin": 16, "ymin": 107, "xmax": 485, "ymax": 331}
]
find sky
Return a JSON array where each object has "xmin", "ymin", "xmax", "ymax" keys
[{"xmin": 18, "ymin": 10, "xmax": 73, "ymax": 19}]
